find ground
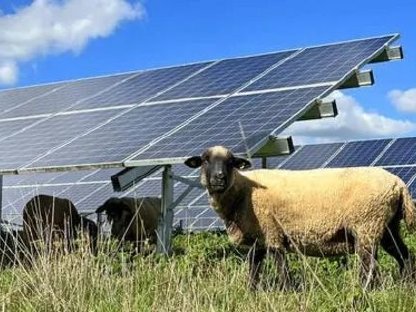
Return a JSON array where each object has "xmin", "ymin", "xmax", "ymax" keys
[{"xmin": 1, "ymin": 229, "xmax": 416, "ymax": 311}]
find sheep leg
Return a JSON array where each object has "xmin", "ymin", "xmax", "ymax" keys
[
  {"xmin": 272, "ymin": 250, "xmax": 291, "ymax": 291},
  {"xmin": 381, "ymin": 227, "xmax": 414, "ymax": 278},
  {"xmin": 356, "ymin": 242, "xmax": 379, "ymax": 289},
  {"xmin": 248, "ymin": 248, "xmax": 266, "ymax": 290}
]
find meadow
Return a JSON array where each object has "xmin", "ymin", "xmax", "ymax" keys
[{"xmin": 1, "ymin": 230, "xmax": 416, "ymax": 312}]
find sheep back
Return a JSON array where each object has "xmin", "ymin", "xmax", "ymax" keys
[
  {"xmin": 228, "ymin": 167, "xmax": 413, "ymax": 252},
  {"xmin": 23, "ymin": 194, "xmax": 81, "ymax": 242}
]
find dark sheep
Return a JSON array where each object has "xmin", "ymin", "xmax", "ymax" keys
[
  {"xmin": 23, "ymin": 194, "xmax": 98, "ymax": 255},
  {"xmin": 96, "ymin": 197, "xmax": 161, "ymax": 251}
]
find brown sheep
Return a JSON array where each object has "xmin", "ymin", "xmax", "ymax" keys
[
  {"xmin": 95, "ymin": 197, "xmax": 161, "ymax": 252},
  {"xmin": 185, "ymin": 146, "xmax": 416, "ymax": 289},
  {"xmin": 23, "ymin": 194, "xmax": 98, "ymax": 255}
]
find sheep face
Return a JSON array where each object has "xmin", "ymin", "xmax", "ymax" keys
[
  {"xmin": 185, "ymin": 146, "xmax": 251, "ymax": 194},
  {"xmin": 96, "ymin": 198, "xmax": 134, "ymax": 241}
]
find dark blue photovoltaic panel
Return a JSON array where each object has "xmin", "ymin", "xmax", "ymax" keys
[
  {"xmin": 132, "ymin": 87, "xmax": 329, "ymax": 161},
  {"xmin": 57, "ymin": 183, "xmax": 108, "ymax": 211},
  {"xmin": 73, "ymin": 62, "xmax": 212, "ymax": 110},
  {"xmin": 27, "ymin": 98, "xmax": 216, "ymax": 168},
  {"xmin": 81, "ymin": 168, "xmax": 122, "ymax": 182},
  {"xmin": 326, "ymin": 139, "xmax": 391, "ymax": 168},
  {"xmin": 244, "ymin": 36, "xmax": 394, "ymax": 91},
  {"xmin": 385, "ymin": 166, "xmax": 416, "ymax": 184},
  {"xmin": 155, "ymin": 51, "xmax": 297, "ymax": 100},
  {"xmin": 3, "ymin": 73, "xmax": 133, "ymax": 118},
  {"xmin": 281, "ymin": 143, "xmax": 343, "ymax": 170},
  {"xmin": 2, "ymin": 185, "xmax": 70, "ymax": 215},
  {"xmin": 3, "ymin": 172, "xmax": 64, "ymax": 186},
  {"xmin": 375, "ymin": 138, "xmax": 416, "ymax": 166},
  {"xmin": 250, "ymin": 155, "xmax": 291, "ymax": 169},
  {"xmin": 0, "ymin": 110, "xmax": 117, "ymax": 170},
  {"xmin": 0, "ymin": 83, "xmax": 64, "ymax": 115},
  {"xmin": 48, "ymin": 171, "xmax": 98, "ymax": 184},
  {"xmin": 0, "ymin": 118, "xmax": 44, "ymax": 141}
]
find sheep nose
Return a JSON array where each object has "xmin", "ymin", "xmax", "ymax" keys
[{"xmin": 215, "ymin": 172, "xmax": 224, "ymax": 179}]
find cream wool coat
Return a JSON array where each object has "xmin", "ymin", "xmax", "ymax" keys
[{"xmin": 209, "ymin": 167, "xmax": 415, "ymax": 255}]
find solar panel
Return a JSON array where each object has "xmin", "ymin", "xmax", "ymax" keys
[
  {"xmin": 384, "ymin": 166, "xmax": 416, "ymax": 184},
  {"xmin": 130, "ymin": 86, "xmax": 330, "ymax": 162},
  {"xmin": 326, "ymin": 139, "xmax": 391, "ymax": 167},
  {"xmin": 0, "ymin": 83, "xmax": 64, "ymax": 115},
  {"xmin": 2, "ymin": 74, "xmax": 133, "ymax": 118},
  {"xmin": 375, "ymin": 138, "xmax": 416, "ymax": 166},
  {"xmin": 280, "ymin": 143, "xmax": 343, "ymax": 170},
  {"xmin": 0, "ymin": 110, "xmax": 119, "ymax": 171},
  {"xmin": 73, "ymin": 62, "xmax": 213, "ymax": 110},
  {"xmin": 0, "ymin": 34, "xmax": 399, "ymax": 174},
  {"xmin": 26, "ymin": 98, "xmax": 217, "ymax": 169},
  {"xmin": 154, "ymin": 51, "xmax": 297, "ymax": 101},
  {"xmin": 244, "ymin": 36, "xmax": 395, "ymax": 91},
  {"xmin": 0, "ymin": 118, "xmax": 44, "ymax": 142}
]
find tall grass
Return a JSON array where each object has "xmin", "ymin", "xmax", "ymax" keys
[{"xmin": 1, "ymin": 231, "xmax": 416, "ymax": 311}]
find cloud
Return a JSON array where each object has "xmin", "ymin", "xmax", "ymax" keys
[
  {"xmin": 0, "ymin": 0, "xmax": 144, "ymax": 85},
  {"xmin": 281, "ymin": 91, "xmax": 416, "ymax": 145},
  {"xmin": 388, "ymin": 88, "xmax": 416, "ymax": 112},
  {"xmin": 0, "ymin": 61, "xmax": 18, "ymax": 85}
]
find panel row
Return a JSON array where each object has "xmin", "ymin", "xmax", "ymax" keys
[{"xmin": 3, "ymin": 136, "xmax": 416, "ymax": 232}]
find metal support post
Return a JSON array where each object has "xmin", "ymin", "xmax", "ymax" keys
[
  {"xmin": 0, "ymin": 175, "xmax": 3, "ymax": 223},
  {"xmin": 261, "ymin": 157, "xmax": 267, "ymax": 169},
  {"xmin": 156, "ymin": 165, "xmax": 174, "ymax": 254}
]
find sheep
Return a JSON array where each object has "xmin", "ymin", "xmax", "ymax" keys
[
  {"xmin": 184, "ymin": 145, "xmax": 416, "ymax": 289},
  {"xmin": 23, "ymin": 194, "xmax": 98, "ymax": 255},
  {"xmin": 95, "ymin": 197, "xmax": 162, "ymax": 252},
  {"xmin": 0, "ymin": 229, "xmax": 30, "ymax": 267}
]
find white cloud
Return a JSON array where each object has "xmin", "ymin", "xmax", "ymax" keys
[
  {"xmin": 0, "ymin": 61, "xmax": 18, "ymax": 85},
  {"xmin": 388, "ymin": 88, "xmax": 416, "ymax": 112},
  {"xmin": 0, "ymin": 0, "xmax": 144, "ymax": 85},
  {"xmin": 281, "ymin": 91, "xmax": 416, "ymax": 145}
]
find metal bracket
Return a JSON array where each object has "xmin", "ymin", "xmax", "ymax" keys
[
  {"xmin": 171, "ymin": 175, "xmax": 203, "ymax": 189},
  {"xmin": 111, "ymin": 165, "xmax": 162, "ymax": 192},
  {"xmin": 253, "ymin": 136, "xmax": 294, "ymax": 158},
  {"xmin": 298, "ymin": 99, "xmax": 338, "ymax": 121},
  {"xmin": 370, "ymin": 46, "xmax": 403, "ymax": 63},
  {"xmin": 339, "ymin": 70, "xmax": 374, "ymax": 89}
]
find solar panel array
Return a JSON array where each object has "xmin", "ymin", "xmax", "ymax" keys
[
  {"xmin": 0, "ymin": 34, "xmax": 398, "ymax": 175},
  {"xmin": 3, "ymin": 137, "xmax": 416, "ymax": 231}
]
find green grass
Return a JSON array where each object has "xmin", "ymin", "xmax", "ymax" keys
[{"xmin": 1, "ymin": 230, "xmax": 416, "ymax": 311}]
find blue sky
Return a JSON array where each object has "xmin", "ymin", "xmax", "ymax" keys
[{"xmin": 0, "ymin": 0, "xmax": 415, "ymax": 142}]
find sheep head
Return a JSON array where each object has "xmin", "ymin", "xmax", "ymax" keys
[
  {"xmin": 96, "ymin": 198, "xmax": 134, "ymax": 241},
  {"xmin": 184, "ymin": 146, "xmax": 251, "ymax": 194}
]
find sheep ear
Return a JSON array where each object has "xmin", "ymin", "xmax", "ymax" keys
[
  {"xmin": 233, "ymin": 157, "xmax": 251, "ymax": 170},
  {"xmin": 184, "ymin": 156, "xmax": 202, "ymax": 168}
]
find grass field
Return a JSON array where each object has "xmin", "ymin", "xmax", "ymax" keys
[{"xmin": 1, "ymin": 230, "xmax": 416, "ymax": 312}]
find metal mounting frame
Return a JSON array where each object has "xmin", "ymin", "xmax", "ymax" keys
[
  {"xmin": 111, "ymin": 165, "xmax": 162, "ymax": 192},
  {"xmin": 338, "ymin": 70, "xmax": 374, "ymax": 89},
  {"xmin": 370, "ymin": 46, "xmax": 403, "ymax": 63},
  {"xmin": 298, "ymin": 99, "xmax": 338, "ymax": 121},
  {"xmin": 252, "ymin": 136, "xmax": 295, "ymax": 158}
]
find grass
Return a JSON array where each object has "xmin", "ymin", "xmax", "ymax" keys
[{"xmin": 1, "ymin": 230, "xmax": 416, "ymax": 311}]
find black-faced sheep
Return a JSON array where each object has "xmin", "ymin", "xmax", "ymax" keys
[
  {"xmin": 23, "ymin": 194, "xmax": 98, "ymax": 255},
  {"xmin": 185, "ymin": 146, "xmax": 416, "ymax": 289},
  {"xmin": 95, "ymin": 197, "xmax": 161, "ymax": 252}
]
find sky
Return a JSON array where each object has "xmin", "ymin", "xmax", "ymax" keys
[{"xmin": 0, "ymin": 0, "xmax": 415, "ymax": 144}]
